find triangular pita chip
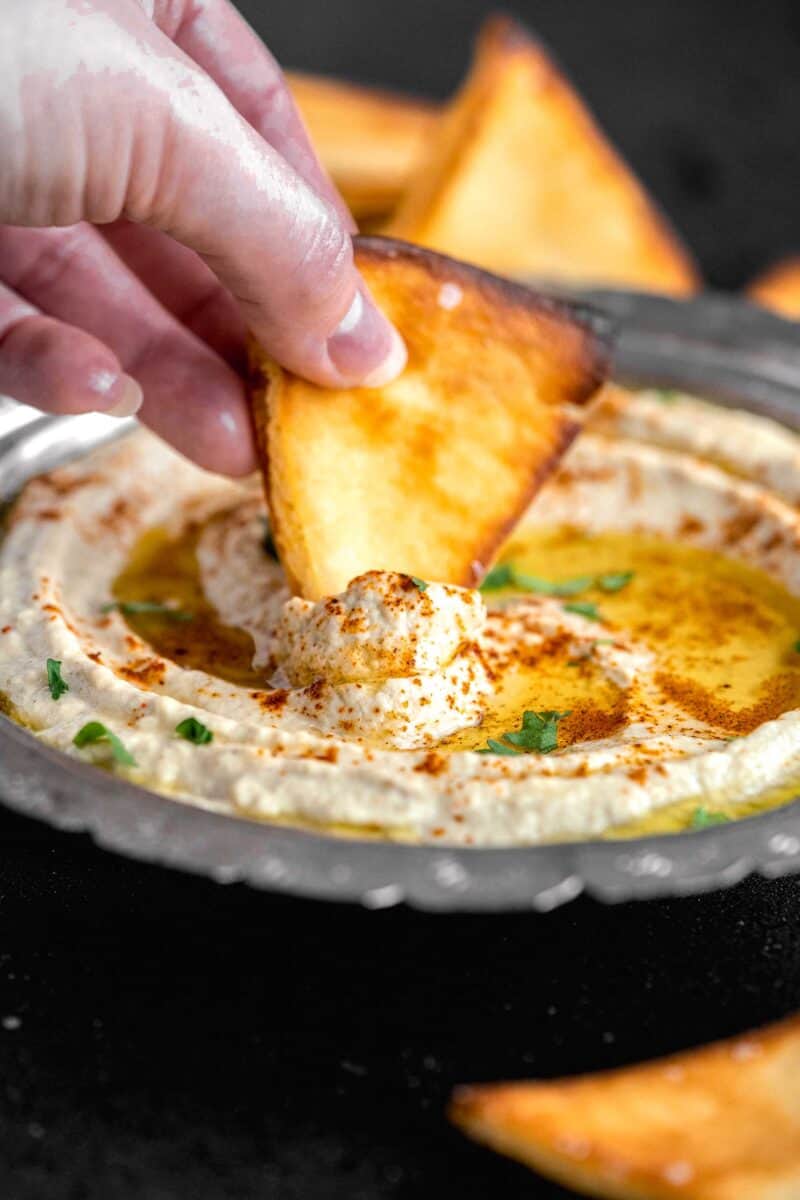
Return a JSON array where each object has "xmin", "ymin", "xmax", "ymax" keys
[
  {"xmin": 746, "ymin": 257, "xmax": 800, "ymax": 319},
  {"xmin": 451, "ymin": 1013, "xmax": 800, "ymax": 1199},
  {"xmin": 385, "ymin": 15, "xmax": 699, "ymax": 295},
  {"xmin": 249, "ymin": 236, "xmax": 610, "ymax": 600},
  {"xmin": 287, "ymin": 71, "xmax": 438, "ymax": 221}
]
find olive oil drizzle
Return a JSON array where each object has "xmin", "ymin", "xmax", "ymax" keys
[
  {"xmin": 110, "ymin": 519, "xmax": 800, "ymax": 838},
  {"xmin": 112, "ymin": 525, "xmax": 264, "ymax": 688}
]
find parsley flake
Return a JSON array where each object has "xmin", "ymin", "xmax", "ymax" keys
[
  {"xmin": 563, "ymin": 600, "xmax": 602, "ymax": 621},
  {"xmin": 479, "ymin": 563, "xmax": 515, "ymax": 591},
  {"xmin": 477, "ymin": 737, "xmax": 520, "ymax": 755},
  {"xmin": 73, "ymin": 721, "xmax": 136, "ymax": 767},
  {"xmin": 410, "ymin": 576, "xmax": 429, "ymax": 592},
  {"xmin": 480, "ymin": 563, "xmax": 633, "ymax": 599},
  {"xmin": 477, "ymin": 709, "xmax": 571, "ymax": 756},
  {"xmin": 597, "ymin": 571, "xmax": 634, "ymax": 593},
  {"xmin": 480, "ymin": 563, "xmax": 592, "ymax": 596},
  {"xmin": 46, "ymin": 658, "xmax": 69, "ymax": 701},
  {"xmin": 175, "ymin": 717, "xmax": 213, "ymax": 745},
  {"xmin": 653, "ymin": 389, "xmax": 680, "ymax": 404},
  {"xmin": 690, "ymin": 806, "xmax": 731, "ymax": 830},
  {"xmin": 794, "ymin": 639, "xmax": 800, "ymax": 654},
  {"xmin": 510, "ymin": 569, "xmax": 594, "ymax": 597},
  {"xmin": 102, "ymin": 600, "xmax": 193, "ymax": 622}
]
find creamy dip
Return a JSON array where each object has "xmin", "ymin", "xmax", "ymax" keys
[{"xmin": 2, "ymin": 387, "xmax": 800, "ymax": 845}]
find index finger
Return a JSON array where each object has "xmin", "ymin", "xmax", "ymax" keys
[{"xmin": 153, "ymin": 0, "xmax": 356, "ymax": 231}]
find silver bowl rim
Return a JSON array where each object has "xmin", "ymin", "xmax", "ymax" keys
[{"xmin": 3, "ymin": 287, "xmax": 800, "ymax": 912}]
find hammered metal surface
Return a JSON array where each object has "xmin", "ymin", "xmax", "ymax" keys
[{"xmin": 1, "ymin": 290, "xmax": 800, "ymax": 910}]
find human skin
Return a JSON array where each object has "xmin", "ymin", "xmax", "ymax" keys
[{"xmin": 0, "ymin": 0, "xmax": 406, "ymax": 475}]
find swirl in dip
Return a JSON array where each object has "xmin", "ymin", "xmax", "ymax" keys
[{"xmin": 3, "ymin": 386, "xmax": 800, "ymax": 845}]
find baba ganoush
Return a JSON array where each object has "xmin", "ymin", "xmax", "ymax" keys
[{"xmin": 3, "ymin": 386, "xmax": 800, "ymax": 846}]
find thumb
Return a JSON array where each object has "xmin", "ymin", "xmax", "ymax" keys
[{"xmin": 124, "ymin": 18, "xmax": 405, "ymax": 387}]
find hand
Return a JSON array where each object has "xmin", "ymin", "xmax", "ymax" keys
[{"xmin": 0, "ymin": 0, "xmax": 406, "ymax": 475}]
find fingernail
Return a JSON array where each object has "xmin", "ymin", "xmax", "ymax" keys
[
  {"xmin": 89, "ymin": 371, "xmax": 143, "ymax": 419},
  {"xmin": 327, "ymin": 287, "xmax": 407, "ymax": 386},
  {"xmin": 361, "ymin": 326, "xmax": 408, "ymax": 388},
  {"xmin": 106, "ymin": 376, "xmax": 143, "ymax": 419}
]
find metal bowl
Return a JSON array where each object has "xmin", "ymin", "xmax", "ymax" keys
[{"xmin": 3, "ymin": 290, "xmax": 800, "ymax": 911}]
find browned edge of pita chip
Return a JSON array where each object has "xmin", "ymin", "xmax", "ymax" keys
[
  {"xmin": 353, "ymin": 235, "xmax": 614, "ymax": 407},
  {"xmin": 351, "ymin": 244, "xmax": 613, "ymax": 591},
  {"xmin": 450, "ymin": 1012, "xmax": 800, "ymax": 1200},
  {"xmin": 248, "ymin": 347, "xmax": 295, "ymax": 593},
  {"xmin": 249, "ymin": 235, "xmax": 612, "ymax": 598},
  {"xmin": 386, "ymin": 14, "xmax": 700, "ymax": 296},
  {"xmin": 746, "ymin": 256, "xmax": 800, "ymax": 319}
]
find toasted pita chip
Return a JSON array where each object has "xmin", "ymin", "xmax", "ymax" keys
[
  {"xmin": 249, "ymin": 236, "xmax": 609, "ymax": 601},
  {"xmin": 385, "ymin": 16, "xmax": 698, "ymax": 295},
  {"xmin": 746, "ymin": 257, "xmax": 800, "ymax": 319},
  {"xmin": 451, "ymin": 1013, "xmax": 800, "ymax": 1200},
  {"xmin": 287, "ymin": 71, "xmax": 438, "ymax": 221}
]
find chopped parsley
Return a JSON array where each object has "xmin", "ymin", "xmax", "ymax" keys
[
  {"xmin": 563, "ymin": 600, "xmax": 601, "ymax": 621},
  {"xmin": 597, "ymin": 571, "xmax": 634, "ymax": 593},
  {"xmin": 480, "ymin": 563, "xmax": 633, "ymax": 598},
  {"xmin": 480, "ymin": 563, "xmax": 591, "ymax": 595},
  {"xmin": 653, "ymin": 389, "xmax": 680, "ymax": 404},
  {"xmin": 101, "ymin": 600, "xmax": 193, "ymax": 622},
  {"xmin": 794, "ymin": 639, "xmax": 800, "ymax": 654},
  {"xmin": 175, "ymin": 717, "xmax": 213, "ymax": 745},
  {"xmin": 410, "ymin": 576, "xmax": 429, "ymax": 592},
  {"xmin": 510, "ymin": 570, "xmax": 594, "ymax": 596},
  {"xmin": 479, "ymin": 563, "xmax": 515, "ymax": 591},
  {"xmin": 477, "ymin": 709, "xmax": 571, "ymax": 756},
  {"xmin": 481, "ymin": 737, "xmax": 521, "ymax": 756},
  {"xmin": 690, "ymin": 806, "xmax": 731, "ymax": 830},
  {"xmin": 46, "ymin": 658, "xmax": 69, "ymax": 701},
  {"xmin": 73, "ymin": 721, "xmax": 136, "ymax": 767}
]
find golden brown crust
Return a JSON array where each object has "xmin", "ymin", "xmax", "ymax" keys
[
  {"xmin": 385, "ymin": 15, "xmax": 699, "ymax": 295},
  {"xmin": 746, "ymin": 257, "xmax": 800, "ymax": 319},
  {"xmin": 465, "ymin": 416, "xmax": 582, "ymax": 586},
  {"xmin": 247, "ymin": 347, "xmax": 300, "ymax": 592},
  {"xmin": 286, "ymin": 71, "xmax": 439, "ymax": 220},
  {"xmin": 353, "ymin": 235, "xmax": 612, "ymax": 406},
  {"xmin": 248, "ymin": 236, "xmax": 611, "ymax": 600},
  {"xmin": 450, "ymin": 1013, "xmax": 800, "ymax": 1200}
]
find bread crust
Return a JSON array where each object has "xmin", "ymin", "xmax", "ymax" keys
[
  {"xmin": 451, "ymin": 1012, "xmax": 800, "ymax": 1199},
  {"xmin": 386, "ymin": 15, "xmax": 699, "ymax": 295},
  {"xmin": 248, "ymin": 236, "xmax": 611, "ymax": 600}
]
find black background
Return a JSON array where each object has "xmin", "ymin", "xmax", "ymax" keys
[
  {"xmin": 3, "ymin": 808, "xmax": 800, "ymax": 1200},
  {"xmin": 250, "ymin": 0, "xmax": 800, "ymax": 289},
  {"xmin": 4, "ymin": 1, "xmax": 800, "ymax": 1197}
]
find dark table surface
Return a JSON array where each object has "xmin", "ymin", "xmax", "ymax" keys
[
  {"xmin": 245, "ymin": 0, "xmax": 800, "ymax": 291},
  {"xmin": 1, "ymin": 802, "xmax": 798, "ymax": 1200},
  {"xmin": 6, "ymin": 0, "xmax": 800, "ymax": 1195}
]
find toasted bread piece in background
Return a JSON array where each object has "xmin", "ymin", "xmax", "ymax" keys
[
  {"xmin": 451, "ymin": 1013, "xmax": 800, "ymax": 1200},
  {"xmin": 249, "ymin": 237, "xmax": 609, "ymax": 601},
  {"xmin": 287, "ymin": 71, "xmax": 439, "ymax": 221},
  {"xmin": 746, "ymin": 257, "xmax": 800, "ymax": 319},
  {"xmin": 385, "ymin": 15, "xmax": 699, "ymax": 296}
]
